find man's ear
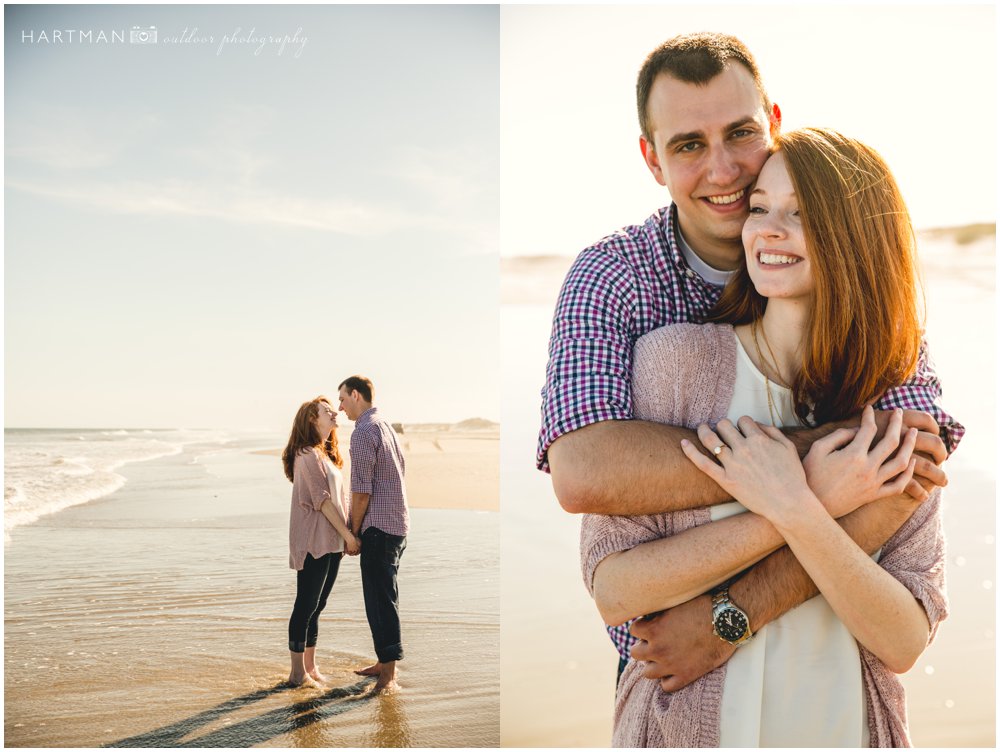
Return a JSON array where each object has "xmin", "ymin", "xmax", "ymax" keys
[
  {"xmin": 769, "ymin": 103, "xmax": 782, "ymax": 138},
  {"xmin": 640, "ymin": 135, "xmax": 667, "ymax": 187}
]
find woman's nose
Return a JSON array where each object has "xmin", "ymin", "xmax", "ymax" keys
[{"xmin": 759, "ymin": 215, "xmax": 787, "ymax": 238}]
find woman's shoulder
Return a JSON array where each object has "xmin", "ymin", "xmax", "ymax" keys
[
  {"xmin": 293, "ymin": 446, "xmax": 325, "ymax": 466},
  {"xmin": 632, "ymin": 322, "xmax": 737, "ymax": 426},
  {"xmin": 634, "ymin": 322, "xmax": 734, "ymax": 367}
]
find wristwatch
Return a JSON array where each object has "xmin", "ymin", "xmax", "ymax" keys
[{"xmin": 710, "ymin": 586, "xmax": 754, "ymax": 646}]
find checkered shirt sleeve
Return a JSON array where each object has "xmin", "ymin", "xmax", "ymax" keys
[
  {"xmin": 349, "ymin": 425, "xmax": 377, "ymax": 495},
  {"xmin": 536, "ymin": 247, "xmax": 639, "ymax": 472},
  {"xmin": 873, "ymin": 339, "xmax": 965, "ymax": 454}
]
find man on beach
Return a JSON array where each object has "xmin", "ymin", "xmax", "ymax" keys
[
  {"xmin": 537, "ymin": 33, "xmax": 962, "ymax": 688},
  {"xmin": 338, "ymin": 375, "xmax": 409, "ymax": 693}
]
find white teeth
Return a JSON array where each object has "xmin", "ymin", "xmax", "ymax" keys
[
  {"xmin": 706, "ymin": 188, "xmax": 746, "ymax": 205},
  {"xmin": 759, "ymin": 253, "xmax": 801, "ymax": 265}
]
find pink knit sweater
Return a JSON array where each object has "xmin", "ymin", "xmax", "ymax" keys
[
  {"xmin": 580, "ymin": 323, "xmax": 948, "ymax": 748},
  {"xmin": 289, "ymin": 448, "xmax": 347, "ymax": 570}
]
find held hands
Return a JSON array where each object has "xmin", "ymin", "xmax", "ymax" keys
[
  {"xmin": 803, "ymin": 406, "xmax": 917, "ymax": 517},
  {"xmin": 345, "ymin": 532, "xmax": 361, "ymax": 556}
]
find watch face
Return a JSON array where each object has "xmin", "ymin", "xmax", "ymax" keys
[{"xmin": 715, "ymin": 607, "xmax": 749, "ymax": 641}]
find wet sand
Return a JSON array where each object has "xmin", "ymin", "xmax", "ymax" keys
[
  {"xmin": 500, "ymin": 230, "xmax": 996, "ymax": 747},
  {"xmin": 5, "ymin": 434, "xmax": 499, "ymax": 747}
]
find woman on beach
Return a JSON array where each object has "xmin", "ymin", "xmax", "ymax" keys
[
  {"xmin": 581, "ymin": 128, "xmax": 947, "ymax": 746},
  {"xmin": 282, "ymin": 396, "xmax": 361, "ymax": 687}
]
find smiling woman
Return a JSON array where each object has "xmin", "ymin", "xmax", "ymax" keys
[{"xmin": 583, "ymin": 127, "xmax": 946, "ymax": 747}]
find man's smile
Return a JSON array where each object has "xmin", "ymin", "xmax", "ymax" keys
[{"xmin": 704, "ymin": 187, "xmax": 747, "ymax": 206}]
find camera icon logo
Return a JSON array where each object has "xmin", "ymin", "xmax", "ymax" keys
[{"xmin": 130, "ymin": 26, "xmax": 158, "ymax": 44}]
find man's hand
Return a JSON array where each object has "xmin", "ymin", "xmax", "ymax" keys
[
  {"xmin": 344, "ymin": 533, "xmax": 361, "ymax": 556},
  {"xmin": 871, "ymin": 410, "xmax": 948, "ymax": 499},
  {"xmin": 628, "ymin": 595, "xmax": 735, "ymax": 692},
  {"xmin": 803, "ymin": 407, "xmax": 917, "ymax": 518},
  {"xmin": 786, "ymin": 408, "xmax": 947, "ymax": 501}
]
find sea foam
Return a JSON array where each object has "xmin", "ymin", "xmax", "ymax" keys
[{"xmin": 4, "ymin": 428, "xmax": 229, "ymax": 535}]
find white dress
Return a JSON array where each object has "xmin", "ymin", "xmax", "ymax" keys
[
  {"xmin": 714, "ymin": 333, "xmax": 870, "ymax": 747},
  {"xmin": 320, "ymin": 456, "xmax": 347, "ymax": 554}
]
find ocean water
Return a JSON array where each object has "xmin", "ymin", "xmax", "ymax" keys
[{"xmin": 3, "ymin": 428, "xmax": 231, "ymax": 536}]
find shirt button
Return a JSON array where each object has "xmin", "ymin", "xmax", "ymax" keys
[{"xmin": 685, "ymin": 269, "xmax": 696, "ymax": 278}]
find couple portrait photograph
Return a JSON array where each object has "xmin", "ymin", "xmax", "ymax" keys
[
  {"xmin": 5, "ymin": 2, "xmax": 996, "ymax": 750},
  {"xmin": 500, "ymin": 3, "xmax": 994, "ymax": 749}
]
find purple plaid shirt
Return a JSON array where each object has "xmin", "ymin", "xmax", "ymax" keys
[
  {"xmin": 537, "ymin": 204, "xmax": 964, "ymax": 660},
  {"xmin": 350, "ymin": 407, "xmax": 409, "ymax": 537}
]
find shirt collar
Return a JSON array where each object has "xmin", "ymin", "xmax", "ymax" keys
[
  {"xmin": 356, "ymin": 406, "xmax": 377, "ymax": 424},
  {"xmin": 660, "ymin": 203, "xmax": 732, "ymax": 288}
]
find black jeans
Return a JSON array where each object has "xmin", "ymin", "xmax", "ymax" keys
[
  {"xmin": 288, "ymin": 552, "xmax": 342, "ymax": 653},
  {"xmin": 360, "ymin": 527, "xmax": 407, "ymax": 663}
]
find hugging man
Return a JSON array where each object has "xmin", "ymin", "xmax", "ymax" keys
[{"xmin": 537, "ymin": 32, "xmax": 961, "ymax": 691}]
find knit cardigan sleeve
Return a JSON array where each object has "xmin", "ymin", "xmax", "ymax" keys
[
  {"xmin": 580, "ymin": 323, "xmax": 737, "ymax": 595},
  {"xmin": 860, "ymin": 487, "xmax": 948, "ymax": 747}
]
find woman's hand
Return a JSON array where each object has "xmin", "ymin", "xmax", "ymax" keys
[
  {"xmin": 345, "ymin": 533, "xmax": 361, "ymax": 556},
  {"xmin": 681, "ymin": 416, "xmax": 814, "ymax": 524},
  {"xmin": 802, "ymin": 405, "xmax": 917, "ymax": 518}
]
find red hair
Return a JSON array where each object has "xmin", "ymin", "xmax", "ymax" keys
[
  {"xmin": 281, "ymin": 396, "xmax": 343, "ymax": 482},
  {"xmin": 708, "ymin": 128, "xmax": 923, "ymax": 425}
]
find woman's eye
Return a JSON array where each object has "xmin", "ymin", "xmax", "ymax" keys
[{"xmin": 748, "ymin": 206, "xmax": 765, "ymax": 214}]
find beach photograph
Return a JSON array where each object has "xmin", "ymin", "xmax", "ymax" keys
[
  {"xmin": 5, "ymin": 5, "xmax": 500, "ymax": 747},
  {"xmin": 500, "ymin": 5, "xmax": 996, "ymax": 747}
]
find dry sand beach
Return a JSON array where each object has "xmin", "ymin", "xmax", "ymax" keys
[
  {"xmin": 500, "ymin": 227, "xmax": 996, "ymax": 747},
  {"xmin": 5, "ymin": 421, "xmax": 499, "ymax": 747}
]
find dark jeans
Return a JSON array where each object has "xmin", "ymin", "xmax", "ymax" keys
[
  {"xmin": 288, "ymin": 552, "xmax": 342, "ymax": 653},
  {"xmin": 360, "ymin": 526, "xmax": 406, "ymax": 663}
]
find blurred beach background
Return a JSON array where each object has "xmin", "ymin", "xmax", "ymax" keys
[
  {"xmin": 5, "ymin": 4, "xmax": 499, "ymax": 747},
  {"xmin": 500, "ymin": 5, "xmax": 996, "ymax": 747}
]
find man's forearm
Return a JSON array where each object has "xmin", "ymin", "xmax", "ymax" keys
[
  {"xmin": 729, "ymin": 491, "xmax": 925, "ymax": 628},
  {"xmin": 549, "ymin": 421, "xmax": 732, "ymax": 515},
  {"xmin": 549, "ymin": 418, "xmax": 851, "ymax": 516},
  {"xmin": 351, "ymin": 492, "xmax": 370, "ymax": 535}
]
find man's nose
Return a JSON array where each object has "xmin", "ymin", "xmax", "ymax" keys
[{"xmin": 705, "ymin": 145, "xmax": 740, "ymax": 187}]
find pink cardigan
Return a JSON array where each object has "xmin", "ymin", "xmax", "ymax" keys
[
  {"xmin": 580, "ymin": 323, "xmax": 948, "ymax": 748},
  {"xmin": 289, "ymin": 448, "xmax": 347, "ymax": 570}
]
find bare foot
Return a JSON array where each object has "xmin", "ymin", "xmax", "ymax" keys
[
  {"xmin": 372, "ymin": 664, "xmax": 398, "ymax": 693},
  {"xmin": 354, "ymin": 662, "xmax": 382, "ymax": 677},
  {"xmin": 285, "ymin": 674, "xmax": 321, "ymax": 689},
  {"xmin": 307, "ymin": 668, "xmax": 328, "ymax": 683}
]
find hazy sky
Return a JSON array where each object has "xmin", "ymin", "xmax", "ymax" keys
[
  {"xmin": 6, "ymin": 5, "xmax": 500, "ymax": 429},
  {"xmin": 502, "ymin": 4, "xmax": 997, "ymax": 257}
]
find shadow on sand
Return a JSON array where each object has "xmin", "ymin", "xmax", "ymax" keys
[{"xmin": 104, "ymin": 678, "xmax": 376, "ymax": 748}]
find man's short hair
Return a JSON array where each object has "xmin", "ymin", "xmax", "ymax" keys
[
  {"xmin": 636, "ymin": 32, "xmax": 771, "ymax": 143},
  {"xmin": 338, "ymin": 375, "xmax": 374, "ymax": 403}
]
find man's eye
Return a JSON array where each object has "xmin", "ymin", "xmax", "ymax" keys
[
  {"xmin": 677, "ymin": 142, "xmax": 701, "ymax": 153},
  {"xmin": 748, "ymin": 206, "xmax": 765, "ymax": 214},
  {"xmin": 732, "ymin": 129, "xmax": 753, "ymax": 138}
]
